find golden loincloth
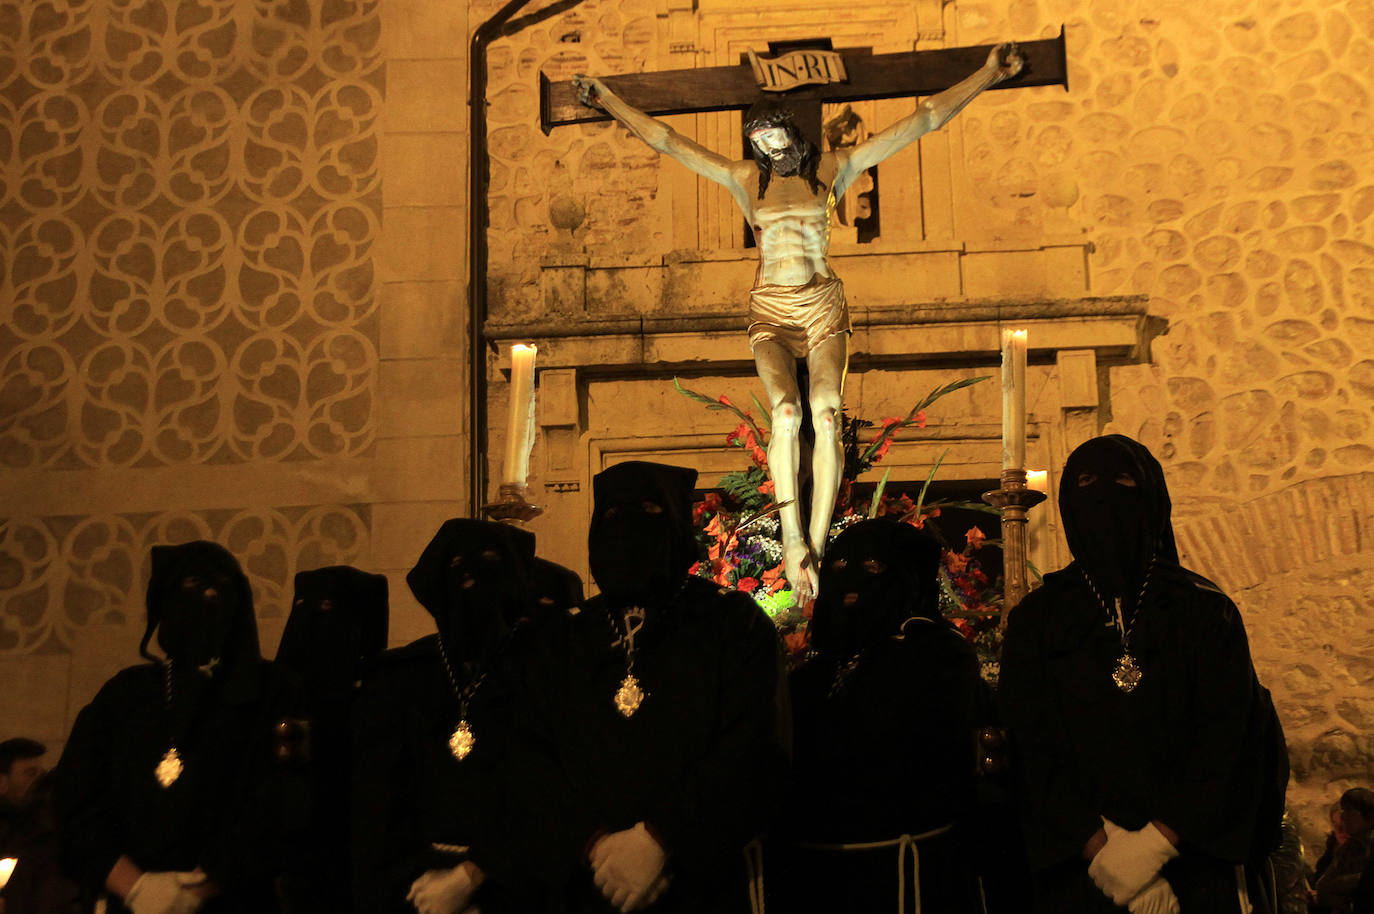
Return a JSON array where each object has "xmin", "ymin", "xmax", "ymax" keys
[{"xmin": 747, "ymin": 273, "xmax": 851, "ymax": 359}]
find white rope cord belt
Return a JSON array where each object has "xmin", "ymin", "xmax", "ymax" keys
[
  {"xmin": 799, "ymin": 823, "xmax": 954, "ymax": 914},
  {"xmin": 431, "ymin": 842, "xmax": 471, "ymax": 855},
  {"xmin": 745, "ymin": 823, "xmax": 954, "ymax": 914}
]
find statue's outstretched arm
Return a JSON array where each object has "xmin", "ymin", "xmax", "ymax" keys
[
  {"xmin": 834, "ymin": 42, "xmax": 1024, "ymax": 196},
  {"xmin": 574, "ymin": 75, "xmax": 748, "ymax": 199}
]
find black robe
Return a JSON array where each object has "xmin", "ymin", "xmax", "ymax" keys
[
  {"xmin": 769, "ymin": 519, "xmax": 986, "ymax": 913},
  {"xmin": 55, "ymin": 540, "xmax": 305, "ymax": 914},
  {"xmin": 772, "ymin": 620, "xmax": 984, "ymax": 913},
  {"xmin": 275, "ymin": 565, "xmax": 389, "ymax": 914},
  {"xmin": 351, "ymin": 519, "xmax": 553, "ymax": 914},
  {"xmin": 351, "ymin": 633, "xmax": 532, "ymax": 913},
  {"xmin": 55, "ymin": 661, "xmax": 303, "ymax": 913},
  {"xmin": 1000, "ymin": 563, "xmax": 1287, "ymax": 913},
  {"xmin": 490, "ymin": 577, "xmax": 788, "ymax": 914}
]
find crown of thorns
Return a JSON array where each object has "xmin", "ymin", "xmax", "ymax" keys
[{"xmin": 743, "ymin": 100, "xmax": 797, "ymax": 136}]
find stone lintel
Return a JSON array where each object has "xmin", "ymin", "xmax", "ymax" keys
[
  {"xmin": 489, "ymin": 294, "xmax": 1151, "ymax": 378},
  {"xmin": 532, "ymin": 242, "xmax": 1098, "ymax": 316}
]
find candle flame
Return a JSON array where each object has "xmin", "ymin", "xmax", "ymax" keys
[
  {"xmin": 0, "ymin": 857, "xmax": 16, "ymax": 890},
  {"xmin": 1027, "ymin": 470, "xmax": 1048, "ymax": 493}
]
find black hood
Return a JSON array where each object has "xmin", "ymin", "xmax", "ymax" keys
[
  {"xmin": 277, "ymin": 565, "xmax": 389, "ymax": 699},
  {"xmin": 1059, "ymin": 435, "xmax": 1179, "ymax": 606},
  {"xmin": 588, "ymin": 461, "xmax": 698, "ymax": 608},
  {"xmin": 810, "ymin": 519, "xmax": 944, "ymax": 658},
  {"xmin": 141, "ymin": 540, "xmax": 260, "ymax": 673},
  {"xmin": 407, "ymin": 519, "xmax": 535, "ymax": 663},
  {"xmin": 529, "ymin": 557, "xmax": 585, "ymax": 625}
]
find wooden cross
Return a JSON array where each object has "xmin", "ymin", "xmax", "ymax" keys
[{"xmin": 539, "ymin": 28, "xmax": 1067, "ymax": 135}]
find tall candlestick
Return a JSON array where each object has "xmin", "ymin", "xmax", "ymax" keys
[
  {"xmin": 1001, "ymin": 329, "xmax": 1027, "ymax": 470},
  {"xmin": 502, "ymin": 344, "xmax": 538, "ymax": 487},
  {"xmin": 1026, "ymin": 469, "xmax": 1050, "ymax": 565}
]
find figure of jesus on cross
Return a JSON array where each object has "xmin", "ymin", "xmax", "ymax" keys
[{"xmin": 574, "ymin": 42, "xmax": 1024, "ymax": 602}]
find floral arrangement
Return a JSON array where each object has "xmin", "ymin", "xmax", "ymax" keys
[{"xmin": 675, "ymin": 377, "xmax": 1010, "ymax": 680}]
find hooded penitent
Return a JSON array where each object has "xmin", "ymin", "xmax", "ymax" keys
[
  {"xmin": 809, "ymin": 519, "xmax": 944, "ymax": 659},
  {"xmin": 407, "ymin": 519, "xmax": 536, "ymax": 663},
  {"xmin": 1059, "ymin": 434, "xmax": 1180, "ymax": 610},
  {"xmin": 529, "ymin": 557, "xmax": 585, "ymax": 624},
  {"xmin": 587, "ymin": 461, "xmax": 699, "ymax": 608},
  {"xmin": 277, "ymin": 565, "xmax": 389, "ymax": 700},
  {"xmin": 1000, "ymin": 435, "xmax": 1288, "ymax": 913},
  {"xmin": 140, "ymin": 540, "xmax": 260, "ymax": 675},
  {"xmin": 56, "ymin": 543, "xmax": 303, "ymax": 913},
  {"xmin": 773, "ymin": 520, "xmax": 985, "ymax": 910}
]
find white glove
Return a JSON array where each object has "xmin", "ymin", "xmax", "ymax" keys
[
  {"xmin": 124, "ymin": 872, "xmax": 204, "ymax": 914},
  {"xmin": 1087, "ymin": 818, "xmax": 1179, "ymax": 906},
  {"xmin": 590, "ymin": 822, "xmax": 668, "ymax": 912},
  {"xmin": 407, "ymin": 864, "xmax": 478, "ymax": 914},
  {"xmin": 1128, "ymin": 876, "xmax": 1180, "ymax": 914}
]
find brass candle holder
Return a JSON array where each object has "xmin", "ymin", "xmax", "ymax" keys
[
  {"xmin": 983, "ymin": 467, "xmax": 1047, "ymax": 625},
  {"xmin": 482, "ymin": 483, "xmax": 544, "ymax": 524}
]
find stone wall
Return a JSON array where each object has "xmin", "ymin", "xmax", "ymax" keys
[{"xmin": 0, "ymin": 0, "xmax": 475, "ymax": 755}]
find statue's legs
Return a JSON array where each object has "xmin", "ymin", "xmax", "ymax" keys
[
  {"xmin": 752, "ymin": 339, "xmax": 820, "ymax": 603},
  {"xmin": 805, "ymin": 332, "xmax": 849, "ymax": 565}
]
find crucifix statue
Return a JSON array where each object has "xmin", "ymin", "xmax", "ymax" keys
[{"xmin": 551, "ymin": 35, "xmax": 1063, "ymax": 602}]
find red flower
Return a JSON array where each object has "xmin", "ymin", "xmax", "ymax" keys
[
  {"xmin": 693, "ymin": 492, "xmax": 722, "ymax": 523},
  {"xmin": 762, "ymin": 563, "xmax": 786, "ymax": 593},
  {"xmin": 945, "ymin": 552, "xmax": 969, "ymax": 574},
  {"xmin": 913, "ymin": 410, "xmax": 927, "ymax": 429},
  {"xmin": 736, "ymin": 576, "xmax": 759, "ymax": 593},
  {"xmin": 718, "ymin": 395, "xmax": 735, "ymax": 407},
  {"xmin": 757, "ymin": 479, "xmax": 775, "ymax": 496},
  {"xmin": 784, "ymin": 630, "xmax": 809, "ymax": 656}
]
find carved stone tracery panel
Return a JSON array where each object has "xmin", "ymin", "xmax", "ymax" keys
[{"xmin": 0, "ymin": 0, "xmax": 383, "ymax": 470}]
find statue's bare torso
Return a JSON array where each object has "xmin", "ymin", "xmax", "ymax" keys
[{"xmin": 742, "ymin": 156, "xmax": 839, "ymax": 287}]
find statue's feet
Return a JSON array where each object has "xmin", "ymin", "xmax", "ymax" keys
[{"xmin": 783, "ymin": 541, "xmax": 820, "ymax": 607}]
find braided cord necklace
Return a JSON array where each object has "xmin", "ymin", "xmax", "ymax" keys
[
  {"xmin": 435, "ymin": 633, "xmax": 504, "ymax": 761},
  {"xmin": 155, "ymin": 660, "xmax": 184, "ymax": 787},
  {"xmin": 1079, "ymin": 556, "xmax": 1156, "ymax": 694},
  {"xmin": 606, "ymin": 606, "xmax": 648, "ymax": 718}
]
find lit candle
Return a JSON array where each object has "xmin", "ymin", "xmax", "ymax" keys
[
  {"xmin": 1001, "ymin": 329, "xmax": 1027, "ymax": 470},
  {"xmin": 0, "ymin": 857, "xmax": 16, "ymax": 890},
  {"xmin": 502, "ymin": 344, "xmax": 538, "ymax": 487}
]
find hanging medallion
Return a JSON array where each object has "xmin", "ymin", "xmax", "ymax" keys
[
  {"xmin": 614, "ymin": 674, "xmax": 646, "ymax": 718},
  {"xmin": 449, "ymin": 721, "xmax": 475, "ymax": 760},
  {"xmin": 155, "ymin": 747, "xmax": 184, "ymax": 787},
  {"xmin": 1112, "ymin": 653, "xmax": 1143, "ymax": 693}
]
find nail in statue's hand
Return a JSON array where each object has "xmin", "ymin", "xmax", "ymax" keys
[
  {"xmin": 989, "ymin": 42, "xmax": 1025, "ymax": 80},
  {"xmin": 572, "ymin": 74, "xmax": 605, "ymax": 108}
]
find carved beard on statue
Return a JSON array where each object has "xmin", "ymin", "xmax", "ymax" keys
[{"xmin": 762, "ymin": 141, "xmax": 803, "ymax": 177}]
